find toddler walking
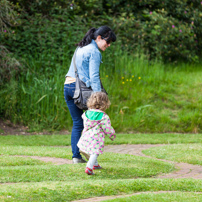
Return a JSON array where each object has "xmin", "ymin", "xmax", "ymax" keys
[{"xmin": 77, "ymin": 92, "xmax": 116, "ymax": 175}]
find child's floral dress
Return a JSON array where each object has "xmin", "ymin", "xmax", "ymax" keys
[{"xmin": 77, "ymin": 109, "xmax": 116, "ymax": 155}]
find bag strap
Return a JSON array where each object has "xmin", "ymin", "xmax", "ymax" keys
[{"xmin": 73, "ymin": 47, "xmax": 79, "ymax": 78}]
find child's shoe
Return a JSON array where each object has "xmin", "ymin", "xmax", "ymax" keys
[
  {"xmin": 85, "ymin": 167, "xmax": 94, "ymax": 175},
  {"xmin": 93, "ymin": 164, "xmax": 102, "ymax": 170}
]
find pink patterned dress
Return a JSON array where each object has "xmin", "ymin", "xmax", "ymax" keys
[{"xmin": 77, "ymin": 109, "xmax": 116, "ymax": 155}]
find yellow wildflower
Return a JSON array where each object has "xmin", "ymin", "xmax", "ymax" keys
[
  {"xmin": 126, "ymin": 79, "xmax": 128, "ymax": 81},
  {"xmin": 106, "ymin": 75, "xmax": 108, "ymax": 77},
  {"xmin": 122, "ymin": 82, "xmax": 125, "ymax": 84},
  {"xmin": 130, "ymin": 79, "xmax": 132, "ymax": 81},
  {"xmin": 132, "ymin": 75, "xmax": 134, "ymax": 78},
  {"xmin": 138, "ymin": 77, "xmax": 141, "ymax": 79},
  {"xmin": 122, "ymin": 77, "xmax": 124, "ymax": 79}
]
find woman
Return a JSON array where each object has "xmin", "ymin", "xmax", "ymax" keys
[{"xmin": 64, "ymin": 25, "xmax": 116, "ymax": 164}]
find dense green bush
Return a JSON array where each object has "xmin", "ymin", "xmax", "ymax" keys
[
  {"xmin": 0, "ymin": 0, "xmax": 18, "ymax": 32},
  {"xmin": 0, "ymin": 0, "xmax": 22, "ymax": 85},
  {"xmin": 1, "ymin": 0, "xmax": 201, "ymax": 63},
  {"xmin": 107, "ymin": 0, "xmax": 200, "ymax": 62},
  {"xmin": 1, "ymin": 0, "xmax": 202, "ymax": 132}
]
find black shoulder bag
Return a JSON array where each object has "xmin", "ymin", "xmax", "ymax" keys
[{"xmin": 72, "ymin": 47, "xmax": 107, "ymax": 110}]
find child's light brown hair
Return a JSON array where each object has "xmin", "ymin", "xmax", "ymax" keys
[{"xmin": 87, "ymin": 92, "xmax": 111, "ymax": 111}]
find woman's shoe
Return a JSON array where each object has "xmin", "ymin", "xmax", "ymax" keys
[
  {"xmin": 72, "ymin": 158, "xmax": 86, "ymax": 164},
  {"xmin": 85, "ymin": 167, "xmax": 94, "ymax": 175},
  {"xmin": 93, "ymin": 164, "xmax": 102, "ymax": 170}
]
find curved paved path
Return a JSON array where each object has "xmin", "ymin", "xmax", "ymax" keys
[{"xmin": 104, "ymin": 144, "xmax": 202, "ymax": 179}]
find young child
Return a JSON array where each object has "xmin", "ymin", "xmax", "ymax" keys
[{"xmin": 77, "ymin": 92, "xmax": 116, "ymax": 175}]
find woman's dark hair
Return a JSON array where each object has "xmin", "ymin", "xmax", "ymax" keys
[{"xmin": 76, "ymin": 26, "xmax": 116, "ymax": 47}]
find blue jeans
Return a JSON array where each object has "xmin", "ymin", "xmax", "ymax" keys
[{"xmin": 64, "ymin": 82, "xmax": 84, "ymax": 159}]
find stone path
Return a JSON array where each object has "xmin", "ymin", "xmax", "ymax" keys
[{"xmin": 104, "ymin": 144, "xmax": 202, "ymax": 179}]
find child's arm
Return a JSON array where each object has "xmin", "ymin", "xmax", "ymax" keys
[{"xmin": 101, "ymin": 114, "xmax": 116, "ymax": 141}]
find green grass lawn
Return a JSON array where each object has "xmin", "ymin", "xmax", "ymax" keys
[
  {"xmin": 0, "ymin": 134, "xmax": 202, "ymax": 201},
  {"xmin": 0, "ymin": 156, "xmax": 51, "ymax": 166},
  {"xmin": 103, "ymin": 192, "xmax": 202, "ymax": 202},
  {"xmin": 143, "ymin": 143, "xmax": 202, "ymax": 165},
  {"xmin": 1, "ymin": 179, "xmax": 202, "ymax": 202},
  {"xmin": 0, "ymin": 145, "xmax": 72, "ymax": 159},
  {"xmin": 1, "ymin": 133, "xmax": 202, "ymax": 146},
  {"xmin": 0, "ymin": 151, "xmax": 175, "ymax": 183}
]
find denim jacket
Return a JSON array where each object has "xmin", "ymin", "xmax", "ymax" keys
[{"xmin": 65, "ymin": 40, "xmax": 102, "ymax": 92}]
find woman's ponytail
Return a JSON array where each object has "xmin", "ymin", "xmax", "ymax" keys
[
  {"xmin": 76, "ymin": 26, "xmax": 116, "ymax": 48},
  {"xmin": 76, "ymin": 28, "xmax": 97, "ymax": 47}
]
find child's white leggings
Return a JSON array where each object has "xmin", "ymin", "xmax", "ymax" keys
[{"xmin": 87, "ymin": 154, "xmax": 99, "ymax": 169}]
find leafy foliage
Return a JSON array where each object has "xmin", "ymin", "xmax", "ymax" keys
[
  {"xmin": 1, "ymin": 0, "xmax": 202, "ymax": 62},
  {"xmin": 0, "ymin": 0, "xmax": 18, "ymax": 32},
  {"xmin": 0, "ymin": 46, "xmax": 21, "ymax": 85},
  {"xmin": 1, "ymin": 0, "xmax": 202, "ymax": 132},
  {"xmin": 0, "ymin": 0, "xmax": 22, "ymax": 85}
]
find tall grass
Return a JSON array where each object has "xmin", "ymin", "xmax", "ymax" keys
[
  {"xmin": 1, "ymin": 46, "xmax": 202, "ymax": 133},
  {"xmin": 102, "ymin": 51, "xmax": 202, "ymax": 133}
]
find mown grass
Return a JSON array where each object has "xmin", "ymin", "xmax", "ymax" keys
[
  {"xmin": 0, "ymin": 150, "xmax": 174, "ymax": 183},
  {"xmin": 1, "ymin": 133, "xmax": 202, "ymax": 146},
  {"xmin": 103, "ymin": 192, "xmax": 202, "ymax": 202},
  {"xmin": 0, "ymin": 134, "xmax": 202, "ymax": 201},
  {"xmin": 0, "ymin": 134, "xmax": 71, "ymax": 146},
  {"xmin": 143, "ymin": 143, "xmax": 202, "ymax": 165},
  {"xmin": 1, "ymin": 179, "xmax": 202, "ymax": 202},
  {"xmin": 0, "ymin": 156, "xmax": 50, "ymax": 166},
  {"xmin": 0, "ymin": 145, "xmax": 72, "ymax": 159}
]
